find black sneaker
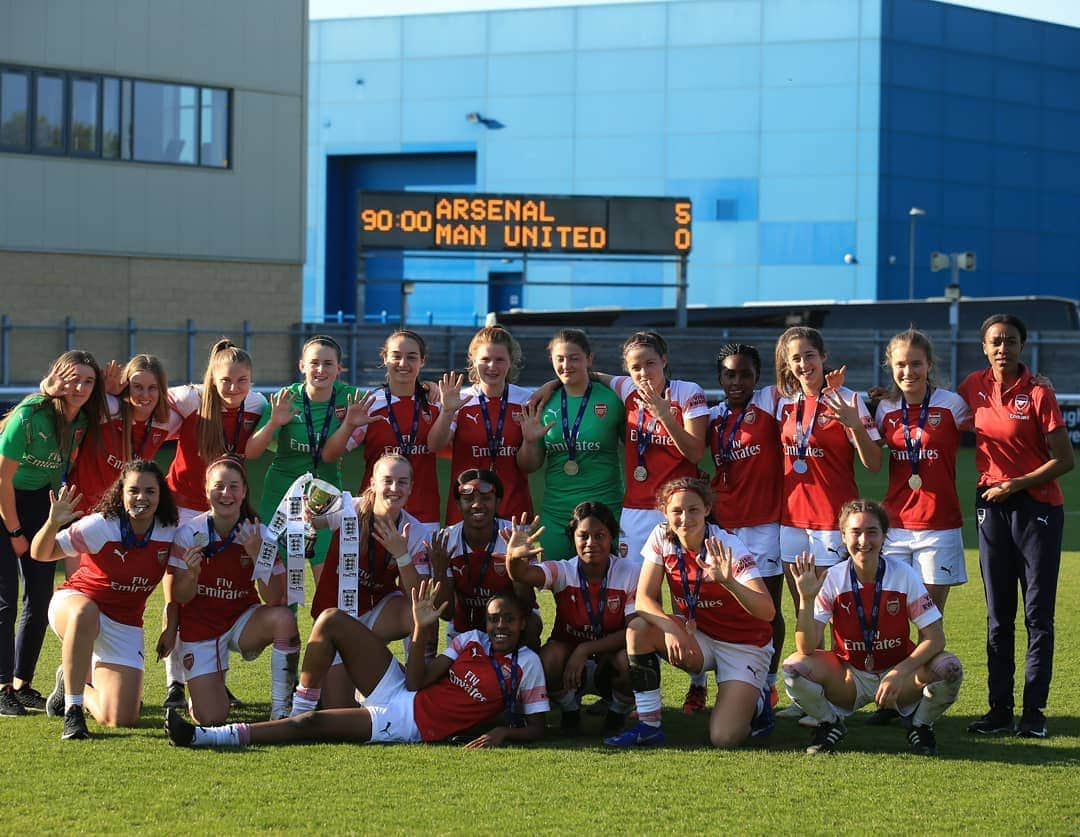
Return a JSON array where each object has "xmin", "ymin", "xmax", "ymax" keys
[
  {"xmin": 163, "ymin": 681, "xmax": 186, "ymax": 709},
  {"xmin": 967, "ymin": 705, "xmax": 1014, "ymax": 735},
  {"xmin": 1017, "ymin": 708, "xmax": 1047, "ymax": 739},
  {"xmin": 865, "ymin": 706, "xmax": 900, "ymax": 726},
  {"xmin": 14, "ymin": 684, "xmax": 45, "ymax": 711},
  {"xmin": 46, "ymin": 666, "xmax": 65, "ymax": 717},
  {"xmin": 61, "ymin": 705, "xmax": 91, "ymax": 740},
  {"xmin": 806, "ymin": 719, "xmax": 847, "ymax": 754},
  {"xmin": 226, "ymin": 686, "xmax": 244, "ymax": 708},
  {"xmin": 165, "ymin": 707, "xmax": 196, "ymax": 748},
  {"xmin": 0, "ymin": 685, "xmax": 27, "ymax": 716},
  {"xmin": 907, "ymin": 723, "xmax": 938, "ymax": 756},
  {"xmin": 603, "ymin": 709, "xmax": 625, "ymax": 734},
  {"xmin": 560, "ymin": 708, "xmax": 582, "ymax": 735}
]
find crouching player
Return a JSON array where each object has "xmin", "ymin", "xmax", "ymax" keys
[
  {"xmin": 166, "ymin": 582, "xmax": 548, "ymax": 749},
  {"xmin": 164, "ymin": 457, "xmax": 299, "ymax": 724},
  {"xmin": 783, "ymin": 499, "xmax": 963, "ymax": 756}
]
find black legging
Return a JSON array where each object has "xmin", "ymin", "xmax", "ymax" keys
[{"xmin": 0, "ymin": 486, "xmax": 55, "ymax": 686}]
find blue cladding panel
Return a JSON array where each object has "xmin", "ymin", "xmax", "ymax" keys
[
  {"xmin": 762, "ymin": 85, "xmax": 858, "ymax": 132},
  {"xmin": 993, "ymin": 15, "xmax": 1042, "ymax": 62},
  {"xmin": 762, "ymin": 132, "xmax": 858, "ymax": 177},
  {"xmin": 402, "ymin": 58, "xmax": 486, "ymax": 100},
  {"xmin": 666, "ymin": 133, "xmax": 760, "ymax": 179},
  {"xmin": 943, "ymin": 140, "xmax": 992, "ymax": 185},
  {"xmin": 887, "ymin": 87, "xmax": 942, "ymax": 135},
  {"xmin": 667, "ymin": 45, "xmax": 761, "ymax": 89},
  {"xmin": 994, "ymin": 62, "xmax": 1040, "ymax": 105},
  {"xmin": 577, "ymin": 50, "xmax": 667, "ymax": 93},
  {"xmin": 1042, "ymin": 69, "xmax": 1080, "ymax": 111},
  {"xmin": 943, "ymin": 5, "xmax": 993, "ymax": 53},
  {"xmin": 994, "ymin": 104, "xmax": 1040, "ymax": 148},
  {"xmin": 888, "ymin": 0, "xmax": 943, "ymax": 46},
  {"xmin": 762, "ymin": 0, "xmax": 859, "ymax": 42},
  {"xmin": 669, "ymin": 1, "xmax": 761, "ymax": 46},
  {"xmin": 760, "ymin": 177, "xmax": 857, "ymax": 221},
  {"xmin": 668, "ymin": 89, "xmax": 759, "ymax": 134},
  {"xmin": 666, "ymin": 178, "xmax": 759, "ymax": 221},
  {"xmin": 760, "ymin": 222, "xmax": 857, "ymax": 265},
  {"xmin": 488, "ymin": 8, "xmax": 574, "ymax": 53},
  {"xmin": 943, "ymin": 52, "xmax": 993, "ymax": 99},
  {"xmin": 488, "ymin": 53, "xmax": 575, "ymax": 97},
  {"xmin": 577, "ymin": 4, "xmax": 667, "ymax": 49},
  {"xmin": 402, "ymin": 14, "xmax": 487, "ymax": 57},
  {"xmin": 993, "ymin": 188, "xmax": 1038, "ymax": 231},
  {"xmin": 762, "ymin": 40, "xmax": 860, "ymax": 87}
]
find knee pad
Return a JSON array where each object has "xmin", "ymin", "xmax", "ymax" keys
[
  {"xmin": 629, "ymin": 652, "xmax": 661, "ymax": 693},
  {"xmin": 929, "ymin": 653, "xmax": 963, "ymax": 684}
]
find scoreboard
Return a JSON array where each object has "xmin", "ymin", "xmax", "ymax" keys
[{"xmin": 357, "ymin": 191, "xmax": 692, "ymax": 256}]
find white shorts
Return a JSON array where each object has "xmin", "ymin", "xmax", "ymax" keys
[
  {"xmin": 882, "ymin": 528, "xmax": 967, "ymax": 586},
  {"xmin": 618, "ymin": 508, "xmax": 665, "ymax": 560},
  {"xmin": 359, "ymin": 658, "xmax": 422, "ymax": 743},
  {"xmin": 692, "ymin": 629, "xmax": 772, "ymax": 689},
  {"xmin": 180, "ymin": 605, "xmax": 260, "ymax": 679},
  {"xmin": 331, "ymin": 591, "xmax": 402, "ymax": 668},
  {"xmin": 49, "ymin": 589, "xmax": 146, "ymax": 672},
  {"xmin": 734, "ymin": 522, "xmax": 782, "ymax": 577},
  {"xmin": 838, "ymin": 662, "xmax": 920, "ymax": 718},
  {"xmin": 780, "ymin": 525, "xmax": 845, "ymax": 568}
]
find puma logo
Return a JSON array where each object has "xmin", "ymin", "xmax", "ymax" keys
[
  {"xmin": 826, "ymin": 546, "xmax": 843, "ymax": 557},
  {"xmin": 978, "ymin": 392, "xmax": 988, "ymax": 401},
  {"xmin": 887, "ymin": 417, "xmax": 900, "ymax": 428},
  {"xmin": 746, "ymin": 664, "xmax": 761, "ymax": 678},
  {"xmin": 839, "ymin": 601, "xmax": 852, "ymax": 615},
  {"xmin": 114, "ymin": 548, "xmax": 128, "ymax": 563},
  {"xmin": 939, "ymin": 566, "xmax": 952, "ymax": 576},
  {"xmin": 380, "ymin": 721, "xmax": 392, "ymax": 734},
  {"xmin": 1036, "ymin": 516, "xmax": 1048, "ymax": 526},
  {"xmin": 464, "ymin": 413, "xmax": 480, "ymax": 424}
]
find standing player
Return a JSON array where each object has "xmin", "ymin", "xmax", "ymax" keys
[
  {"xmin": 427, "ymin": 325, "xmax": 534, "ymax": 523},
  {"xmin": 321, "ymin": 330, "xmax": 441, "ymax": 525},
  {"xmin": 707, "ymin": 343, "xmax": 785, "ymax": 711},
  {"xmin": 505, "ymin": 502, "xmax": 638, "ymax": 736},
  {"xmin": 304, "ymin": 453, "xmax": 431, "ymax": 709},
  {"xmin": 0, "ymin": 350, "xmax": 106, "ymax": 716},
  {"xmin": 958, "ymin": 314, "xmax": 1073, "ymax": 738},
  {"xmin": 30, "ymin": 461, "xmax": 179, "ymax": 739},
  {"xmin": 604, "ymin": 478, "xmax": 776, "ymax": 749},
  {"xmin": 167, "ymin": 585, "xmax": 548, "ymax": 750},
  {"xmin": 783, "ymin": 500, "xmax": 963, "ymax": 756},
  {"xmin": 517, "ymin": 329, "xmax": 625, "ymax": 561},
  {"xmin": 245, "ymin": 335, "xmax": 368, "ymax": 583},
  {"xmin": 162, "ymin": 339, "xmax": 267, "ymax": 709},
  {"xmin": 164, "ymin": 458, "xmax": 299, "ymax": 724}
]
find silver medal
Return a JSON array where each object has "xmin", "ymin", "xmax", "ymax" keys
[
  {"xmin": 908, "ymin": 474, "xmax": 923, "ymax": 491},
  {"xmin": 633, "ymin": 465, "xmax": 648, "ymax": 482},
  {"xmin": 792, "ymin": 459, "xmax": 808, "ymax": 475}
]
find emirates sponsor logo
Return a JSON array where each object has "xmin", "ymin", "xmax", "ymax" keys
[
  {"xmin": 183, "ymin": 653, "xmax": 195, "ymax": 671},
  {"xmin": 1014, "ymin": 394, "xmax": 1030, "ymax": 412},
  {"xmin": 886, "ymin": 597, "xmax": 901, "ymax": 616},
  {"xmin": 594, "ymin": 403, "xmax": 608, "ymax": 418},
  {"xmin": 928, "ymin": 412, "xmax": 942, "ymax": 427}
]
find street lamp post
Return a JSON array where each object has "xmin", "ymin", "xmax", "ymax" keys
[{"xmin": 908, "ymin": 207, "xmax": 926, "ymax": 300}]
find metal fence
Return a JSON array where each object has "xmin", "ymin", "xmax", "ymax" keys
[{"xmin": 2, "ymin": 315, "xmax": 1080, "ymax": 399}]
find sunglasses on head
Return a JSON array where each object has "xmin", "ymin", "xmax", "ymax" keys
[{"xmin": 458, "ymin": 481, "xmax": 496, "ymax": 497}]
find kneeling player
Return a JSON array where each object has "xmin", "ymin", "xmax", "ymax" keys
[
  {"xmin": 783, "ymin": 499, "xmax": 963, "ymax": 756},
  {"xmin": 505, "ymin": 503, "xmax": 638, "ymax": 735},
  {"xmin": 166, "ymin": 583, "xmax": 547, "ymax": 749}
]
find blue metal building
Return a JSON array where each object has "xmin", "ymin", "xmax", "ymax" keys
[{"xmin": 305, "ymin": 0, "xmax": 1080, "ymax": 324}]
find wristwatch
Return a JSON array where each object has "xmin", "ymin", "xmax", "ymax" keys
[{"xmin": 5, "ymin": 525, "xmax": 24, "ymax": 539}]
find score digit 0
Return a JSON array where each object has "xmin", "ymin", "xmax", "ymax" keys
[{"xmin": 674, "ymin": 200, "xmax": 691, "ymax": 252}]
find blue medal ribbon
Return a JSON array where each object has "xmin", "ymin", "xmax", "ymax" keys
[
  {"xmin": 461, "ymin": 520, "xmax": 501, "ymax": 626},
  {"xmin": 477, "ymin": 391, "xmax": 509, "ymax": 467},
  {"xmin": 714, "ymin": 403, "xmax": 748, "ymax": 481},
  {"xmin": 384, "ymin": 386, "xmax": 422, "ymax": 454},
  {"xmin": 577, "ymin": 559, "xmax": 610, "ymax": 640},
  {"xmin": 635, "ymin": 405, "xmax": 653, "ymax": 472},
  {"xmin": 487, "ymin": 645, "xmax": 522, "ymax": 727},
  {"xmin": 203, "ymin": 517, "xmax": 241, "ymax": 558},
  {"xmin": 848, "ymin": 558, "xmax": 886, "ymax": 672},
  {"xmin": 224, "ymin": 408, "xmax": 244, "ymax": 454},
  {"xmin": 133, "ymin": 417, "xmax": 154, "ymax": 460},
  {"xmin": 900, "ymin": 388, "xmax": 932, "ymax": 479},
  {"xmin": 302, "ymin": 385, "xmax": 337, "ymax": 474},
  {"xmin": 118, "ymin": 514, "xmax": 155, "ymax": 550},
  {"xmin": 793, "ymin": 392, "xmax": 821, "ymax": 464},
  {"xmin": 560, "ymin": 382, "xmax": 593, "ymax": 465},
  {"xmin": 673, "ymin": 541, "xmax": 704, "ymax": 623}
]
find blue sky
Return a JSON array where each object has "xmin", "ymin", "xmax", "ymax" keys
[{"xmin": 310, "ymin": 0, "xmax": 1080, "ymax": 27}]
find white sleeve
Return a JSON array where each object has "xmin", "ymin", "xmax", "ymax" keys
[
  {"xmin": 617, "ymin": 558, "xmax": 641, "ymax": 616},
  {"xmin": 611, "ymin": 375, "xmax": 634, "ymax": 402},
  {"xmin": 407, "ymin": 518, "xmax": 436, "ymax": 576},
  {"xmin": 168, "ymin": 385, "xmax": 202, "ymax": 419},
  {"xmin": 517, "ymin": 650, "xmax": 550, "ymax": 714},
  {"xmin": 55, "ymin": 515, "xmax": 110, "ymax": 557},
  {"xmin": 539, "ymin": 559, "xmax": 571, "ymax": 593},
  {"xmin": 677, "ymin": 380, "xmax": 710, "ymax": 420},
  {"xmin": 853, "ymin": 388, "xmax": 881, "ymax": 442},
  {"xmin": 904, "ymin": 564, "xmax": 942, "ymax": 628},
  {"xmin": 641, "ymin": 525, "xmax": 665, "ymax": 566},
  {"xmin": 940, "ymin": 389, "xmax": 971, "ymax": 430}
]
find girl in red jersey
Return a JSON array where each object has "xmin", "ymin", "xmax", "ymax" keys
[
  {"xmin": 167, "ymin": 585, "xmax": 548, "ymax": 750},
  {"xmin": 505, "ymin": 501, "xmax": 638, "ymax": 736},
  {"xmin": 425, "ymin": 469, "xmax": 536, "ymax": 644},
  {"xmin": 164, "ymin": 458, "xmax": 299, "ymax": 724},
  {"xmin": 773, "ymin": 327, "xmax": 881, "ymax": 614},
  {"xmin": 707, "ymin": 343, "xmax": 785, "ymax": 709},
  {"xmin": 603, "ymin": 478, "xmax": 775, "ymax": 749},
  {"xmin": 322, "ymin": 330, "xmax": 441, "ymax": 524},
  {"xmin": 30, "ymin": 460, "xmax": 179, "ymax": 739},
  {"xmin": 1, "ymin": 350, "xmax": 107, "ymax": 716},
  {"xmin": 875, "ymin": 330, "xmax": 970, "ymax": 612},
  {"xmin": 162, "ymin": 339, "xmax": 267, "ymax": 709},
  {"xmin": 783, "ymin": 500, "xmax": 963, "ymax": 756},
  {"xmin": 427, "ymin": 325, "xmax": 534, "ymax": 523},
  {"xmin": 958, "ymin": 314, "xmax": 1073, "ymax": 739},
  {"xmin": 303, "ymin": 453, "xmax": 431, "ymax": 709}
]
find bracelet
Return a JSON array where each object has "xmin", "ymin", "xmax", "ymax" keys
[
  {"xmin": 394, "ymin": 553, "xmax": 412, "ymax": 568},
  {"xmin": 6, "ymin": 526, "xmax": 24, "ymax": 539}
]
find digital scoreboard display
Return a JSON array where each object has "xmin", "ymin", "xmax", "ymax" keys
[{"xmin": 357, "ymin": 191, "xmax": 692, "ymax": 256}]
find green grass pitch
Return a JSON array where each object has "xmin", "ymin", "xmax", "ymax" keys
[{"xmin": 6, "ymin": 448, "xmax": 1079, "ymax": 834}]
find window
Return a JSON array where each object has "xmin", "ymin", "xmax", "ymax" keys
[
  {"xmin": 0, "ymin": 69, "xmax": 29, "ymax": 149},
  {"xmin": 0, "ymin": 63, "xmax": 231, "ymax": 169},
  {"xmin": 34, "ymin": 72, "xmax": 65, "ymax": 152},
  {"xmin": 70, "ymin": 76, "xmax": 99, "ymax": 155},
  {"xmin": 200, "ymin": 87, "xmax": 229, "ymax": 167}
]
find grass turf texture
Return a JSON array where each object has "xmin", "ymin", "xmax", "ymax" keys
[{"xmin": 6, "ymin": 449, "xmax": 1078, "ymax": 834}]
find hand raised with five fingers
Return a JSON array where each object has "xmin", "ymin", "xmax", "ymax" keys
[
  {"xmin": 47, "ymin": 484, "xmax": 84, "ymax": 529},
  {"xmin": 342, "ymin": 390, "xmax": 384, "ymax": 431},
  {"xmin": 373, "ymin": 516, "xmax": 409, "ymax": 559},
  {"xmin": 268, "ymin": 388, "xmax": 300, "ymax": 428},
  {"xmin": 410, "ymin": 577, "xmax": 447, "ymax": 630},
  {"xmin": 695, "ymin": 536, "xmax": 735, "ymax": 587},
  {"xmin": 500, "ymin": 512, "xmax": 544, "ymax": 564},
  {"xmin": 517, "ymin": 401, "xmax": 556, "ymax": 444},
  {"xmin": 40, "ymin": 362, "xmax": 80, "ymax": 399},
  {"xmin": 791, "ymin": 551, "xmax": 825, "ymax": 600},
  {"xmin": 636, "ymin": 378, "xmax": 673, "ymax": 421},
  {"xmin": 820, "ymin": 387, "xmax": 863, "ymax": 431},
  {"xmin": 235, "ymin": 517, "xmax": 263, "ymax": 556},
  {"xmin": 437, "ymin": 371, "xmax": 466, "ymax": 415},
  {"xmin": 424, "ymin": 527, "xmax": 453, "ymax": 579}
]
